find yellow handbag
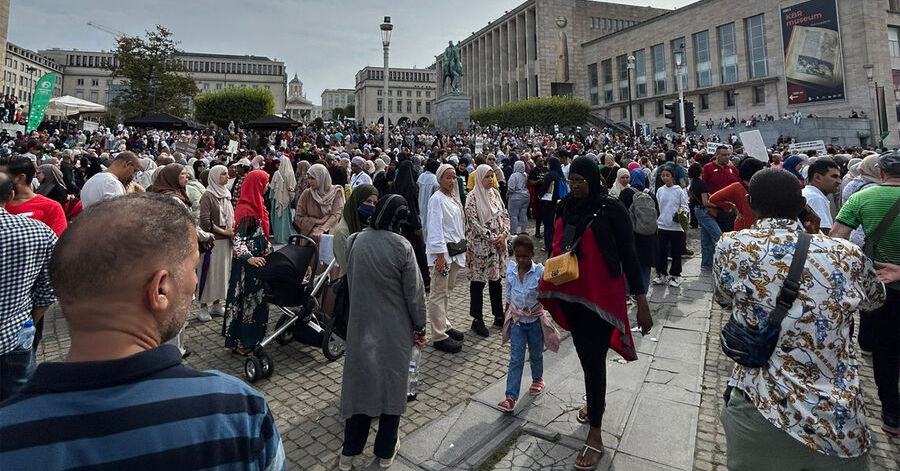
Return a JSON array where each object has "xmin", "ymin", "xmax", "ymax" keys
[{"xmin": 543, "ymin": 251, "xmax": 579, "ymax": 285}]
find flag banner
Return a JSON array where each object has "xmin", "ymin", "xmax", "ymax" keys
[{"xmin": 26, "ymin": 73, "xmax": 58, "ymax": 133}]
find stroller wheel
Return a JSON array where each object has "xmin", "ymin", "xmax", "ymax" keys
[
  {"xmin": 274, "ymin": 315, "xmax": 295, "ymax": 345},
  {"xmin": 322, "ymin": 316, "xmax": 345, "ymax": 361},
  {"xmin": 244, "ymin": 356, "xmax": 263, "ymax": 383},
  {"xmin": 259, "ymin": 352, "xmax": 274, "ymax": 379}
]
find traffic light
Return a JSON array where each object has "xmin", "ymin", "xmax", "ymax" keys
[
  {"xmin": 683, "ymin": 101, "xmax": 696, "ymax": 133},
  {"xmin": 664, "ymin": 102, "xmax": 680, "ymax": 132}
]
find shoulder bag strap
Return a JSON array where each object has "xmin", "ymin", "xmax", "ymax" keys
[
  {"xmin": 768, "ymin": 232, "xmax": 812, "ymax": 327},
  {"xmin": 866, "ymin": 194, "xmax": 900, "ymax": 254},
  {"xmin": 571, "ymin": 199, "xmax": 609, "ymax": 253}
]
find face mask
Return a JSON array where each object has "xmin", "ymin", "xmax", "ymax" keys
[{"xmin": 357, "ymin": 203, "xmax": 375, "ymax": 223}]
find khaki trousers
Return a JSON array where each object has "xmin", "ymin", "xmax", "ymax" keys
[{"xmin": 427, "ymin": 262, "xmax": 459, "ymax": 341}]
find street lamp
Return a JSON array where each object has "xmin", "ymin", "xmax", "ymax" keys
[
  {"xmin": 380, "ymin": 16, "xmax": 393, "ymax": 152},
  {"xmin": 25, "ymin": 66, "xmax": 38, "ymax": 112},
  {"xmin": 626, "ymin": 55, "xmax": 635, "ymax": 136},
  {"xmin": 673, "ymin": 43, "xmax": 686, "ymax": 140},
  {"xmin": 863, "ymin": 63, "xmax": 878, "ymax": 142}
]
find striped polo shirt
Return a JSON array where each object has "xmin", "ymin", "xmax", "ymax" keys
[{"xmin": 0, "ymin": 345, "xmax": 285, "ymax": 471}]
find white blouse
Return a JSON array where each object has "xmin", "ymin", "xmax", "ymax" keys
[{"xmin": 425, "ymin": 191, "xmax": 466, "ymax": 267}]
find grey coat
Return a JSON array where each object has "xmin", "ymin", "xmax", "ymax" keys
[{"xmin": 340, "ymin": 229, "xmax": 427, "ymax": 419}]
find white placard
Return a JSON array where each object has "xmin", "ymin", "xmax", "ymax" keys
[
  {"xmin": 788, "ymin": 140, "xmax": 827, "ymax": 156},
  {"xmin": 706, "ymin": 142, "xmax": 732, "ymax": 154},
  {"xmin": 738, "ymin": 130, "xmax": 768, "ymax": 162},
  {"xmin": 475, "ymin": 135, "xmax": 484, "ymax": 154},
  {"xmin": 227, "ymin": 139, "xmax": 238, "ymax": 154}
]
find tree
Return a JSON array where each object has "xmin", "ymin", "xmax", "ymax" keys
[
  {"xmin": 342, "ymin": 104, "xmax": 355, "ymax": 118},
  {"xmin": 107, "ymin": 25, "xmax": 198, "ymax": 119},
  {"xmin": 470, "ymin": 96, "xmax": 590, "ymax": 129},
  {"xmin": 194, "ymin": 87, "xmax": 275, "ymax": 127},
  {"xmin": 312, "ymin": 117, "xmax": 324, "ymax": 130}
]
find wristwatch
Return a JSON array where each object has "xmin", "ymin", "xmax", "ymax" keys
[{"xmin": 413, "ymin": 327, "xmax": 426, "ymax": 336}]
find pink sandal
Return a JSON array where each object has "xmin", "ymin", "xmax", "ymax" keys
[
  {"xmin": 497, "ymin": 397, "xmax": 516, "ymax": 412},
  {"xmin": 529, "ymin": 380, "xmax": 545, "ymax": 395}
]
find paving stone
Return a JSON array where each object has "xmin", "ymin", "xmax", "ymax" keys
[
  {"xmin": 610, "ymin": 452, "xmax": 682, "ymax": 471},
  {"xmin": 618, "ymin": 393, "xmax": 698, "ymax": 470},
  {"xmin": 489, "ymin": 433, "xmax": 612, "ymax": 471}
]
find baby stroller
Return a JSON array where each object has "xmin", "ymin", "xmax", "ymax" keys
[{"xmin": 240, "ymin": 234, "xmax": 345, "ymax": 383}]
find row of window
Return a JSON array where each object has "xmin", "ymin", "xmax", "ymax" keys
[
  {"xmin": 365, "ymin": 69, "xmax": 434, "ymax": 83},
  {"xmin": 588, "ymin": 17, "xmax": 637, "ymax": 31},
  {"xmin": 7, "ymin": 46, "xmax": 60, "ymax": 71},
  {"xmin": 376, "ymin": 99, "xmax": 432, "ymax": 114},
  {"xmin": 376, "ymin": 88, "xmax": 432, "ymax": 98},
  {"xmin": 588, "ymin": 14, "xmax": 768, "ymax": 106},
  {"xmin": 603, "ymin": 86, "xmax": 767, "ymax": 120},
  {"xmin": 3, "ymin": 85, "xmax": 62, "ymax": 103},
  {"xmin": 65, "ymin": 53, "xmax": 284, "ymax": 76}
]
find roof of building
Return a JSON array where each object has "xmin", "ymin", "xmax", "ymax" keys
[
  {"xmin": 581, "ymin": 0, "xmax": 708, "ymax": 47},
  {"xmin": 289, "ymin": 74, "xmax": 302, "ymax": 84},
  {"xmin": 177, "ymin": 51, "xmax": 280, "ymax": 62},
  {"xmin": 7, "ymin": 42, "xmax": 64, "ymax": 72}
]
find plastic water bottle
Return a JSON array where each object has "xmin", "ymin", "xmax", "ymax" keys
[
  {"xmin": 407, "ymin": 345, "xmax": 420, "ymax": 402},
  {"xmin": 16, "ymin": 320, "xmax": 35, "ymax": 350}
]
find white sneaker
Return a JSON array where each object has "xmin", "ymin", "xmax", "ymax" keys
[
  {"xmin": 211, "ymin": 303, "xmax": 226, "ymax": 316},
  {"xmin": 668, "ymin": 276, "xmax": 682, "ymax": 288},
  {"xmin": 196, "ymin": 306, "xmax": 212, "ymax": 322},
  {"xmin": 626, "ymin": 296, "xmax": 634, "ymax": 306},
  {"xmin": 379, "ymin": 440, "xmax": 400, "ymax": 468},
  {"xmin": 338, "ymin": 454, "xmax": 354, "ymax": 471},
  {"xmin": 652, "ymin": 275, "xmax": 667, "ymax": 285}
]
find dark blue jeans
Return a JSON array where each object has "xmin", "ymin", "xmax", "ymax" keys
[
  {"xmin": 694, "ymin": 207, "xmax": 723, "ymax": 270},
  {"xmin": 0, "ymin": 346, "xmax": 36, "ymax": 401},
  {"xmin": 504, "ymin": 320, "xmax": 544, "ymax": 400}
]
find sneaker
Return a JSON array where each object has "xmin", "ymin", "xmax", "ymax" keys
[
  {"xmin": 492, "ymin": 317, "xmax": 505, "ymax": 328},
  {"xmin": 668, "ymin": 276, "xmax": 682, "ymax": 288},
  {"xmin": 446, "ymin": 328, "xmax": 465, "ymax": 342},
  {"xmin": 626, "ymin": 296, "xmax": 634, "ymax": 306},
  {"xmin": 379, "ymin": 440, "xmax": 400, "ymax": 468},
  {"xmin": 652, "ymin": 275, "xmax": 667, "ymax": 285},
  {"xmin": 196, "ymin": 306, "xmax": 212, "ymax": 322},
  {"xmin": 497, "ymin": 397, "xmax": 516, "ymax": 412},
  {"xmin": 471, "ymin": 319, "xmax": 489, "ymax": 337},
  {"xmin": 211, "ymin": 303, "xmax": 226, "ymax": 316},
  {"xmin": 434, "ymin": 338, "xmax": 462, "ymax": 353},
  {"xmin": 338, "ymin": 454, "xmax": 354, "ymax": 471}
]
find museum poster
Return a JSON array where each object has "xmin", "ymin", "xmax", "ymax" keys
[{"xmin": 781, "ymin": 0, "xmax": 845, "ymax": 104}]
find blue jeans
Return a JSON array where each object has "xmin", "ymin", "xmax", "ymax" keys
[
  {"xmin": 626, "ymin": 266, "xmax": 651, "ymax": 296},
  {"xmin": 694, "ymin": 207, "xmax": 722, "ymax": 270},
  {"xmin": 508, "ymin": 196, "xmax": 529, "ymax": 234},
  {"xmin": 0, "ymin": 346, "xmax": 36, "ymax": 401},
  {"xmin": 505, "ymin": 320, "xmax": 544, "ymax": 400}
]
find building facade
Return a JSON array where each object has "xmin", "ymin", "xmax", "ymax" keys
[
  {"xmin": 320, "ymin": 88, "xmax": 355, "ymax": 120},
  {"xmin": 434, "ymin": 0, "xmax": 667, "ymax": 110},
  {"xmin": 284, "ymin": 74, "xmax": 315, "ymax": 122},
  {"xmin": 582, "ymin": 0, "xmax": 900, "ymax": 147},
  {"xmin": 3, "ymin": 43, "xmax": 63, "ymax": 113},
  {"xmin": 38, "ymin": 48, "xmax": 288, "ymax": 114},
  {"xmin": 0, "ymin": 0, "xmax": 9, "ymax": 78},
  {"xmin": 355, "ymin": 66, "xmax": 436, "ymax": 126}
]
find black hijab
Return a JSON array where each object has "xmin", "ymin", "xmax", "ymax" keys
[
  {"xmin": 371, "ymin": 194, "xmax": 409, "ymax": 234},
  {"xmin": 559, "ymin": 156, "xmax": 606, "ymax": 234},
  {"xmin": 391, "ymin": 160, "xmax": 419, "ymax": 219}
]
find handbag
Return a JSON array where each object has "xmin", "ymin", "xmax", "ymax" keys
[
  {"xmin": 446, "ymin": 240, "xmax": 467, "ymax": 257},
  {"xmin": 542, "ymin": 211, "xmax": 599, "ymax": 286},
  {"xmin": 720, "ymin": 232, "xmax": 811, "ymax": 368}
]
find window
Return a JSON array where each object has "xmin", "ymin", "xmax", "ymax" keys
[
  {"xmin": 671, "ymin": 37, "xmax": 687, "ymax": 91},
  {"xmin": 91, "ymin": 79, "xmax": 99, "ymax": 87},
  {"xmin": 426, "ymin": 102, "xmax": 431, "ymax": 113},
  {"xmin": 396, "ymin": 100, "xmax": 401, "ymax": 113},
  {"xmin": 377, "ymin": 99, "xmax": 382, "ymax": 112},
  {"xmin": 616, "ymin": 55, "xmax": 629, "ymax": 101},
  {"xmin": 425, "ymin": 91, "xmax": 431, "ymax": 97},
  {"xmin": 77, "ymin": 78, "xmax": 84, "ymax": 86},
  {"xmin": 638, "ymin": 103, "xmax": 645, "ymax": 117},
  {"xmin": 417, "ymin": 90, "xmax": 422, "ymax": 97},
  {"xmin": 90, "ymin": 91, "xmax": 98, "ymax": 102},
  {"xmin": 634, "ymin": 49, "xmax": 647, "ymax": 98},
  {"xmin": 601, "ymin": 59, "xmax": 614, "ymax": 103},
  {"xmin": 890, "ymin": 0, "xmax": 900, "ymax": 12},
  {"xmin": 725, "ymin": 89, "xmax": 736, "ymax": 107},
  {"xmin": 75, "ymin": 90, "xmax": 84, "ymax": 99},
  {"xmin": 890, "ymin": 27, "xmax": 900, "ymax": 58},
  {"xmin": 693, "ymin": 31, "xmax": 711, "ymax": 87},
  {"xmin": 216, "ymin": 83, "xmax": 222, "ymax": 90},
  {"xmin": 588, "ymin": 63, "xmax": 599, "ymax": 105},
  {"xmin": 718, "ymin": 23, "xmax": 738, "ymax": 83},
  {"xmin": 417, "ymin": 101, "xmax": 422, "ymax": 113},
  {"xmin": 700, "ymin": 93, "xmax": 709, "ymax": 110},
  {"xmin": 621, "ymin": 106, "xmax": 627, "ymax": 119},
  {"xmin": 407, "ymin": 101, "xmax": 412, "ymax": 112},
  {"xmin": 656, "ymin": 100, "xmax": 664, "ymax": 116},
  {"xmin": 388, "ymin": 90, "xmax": 393, "ymax": 96},
  {"xmin": 753, "ymin": 85, "xmax": 765, "ymax": 104},
  {"xmin": 746, "ymin": 14, "xmax": 768, "ymax": 78},
  {"xmin": 651, "ymin": 43, "xmax": 666, "ymax": 94},
  {"xmin": 407, "ymin": 90, "xmax": 412, "ymax": 97},
  {"xmin": 377, "ymin": 89, "xmax": 382, "ymax": 96}
]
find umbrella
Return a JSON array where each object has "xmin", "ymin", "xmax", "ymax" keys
[
  {"xmin": 245, "ymin": 114, "xmax": 300, "ymax": 131},
  {"xmin": 47, "ymin": 95, "xmax": 106, "ymax": 116},
  {"xmin": 123, "ymin": 113, "xmax": 193, "ymax": 130}
]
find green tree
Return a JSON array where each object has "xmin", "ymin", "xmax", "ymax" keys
[
  {"xmin": 312, "ymin": 117, "xmax": 324, "ymax": 130},
  {"xmin": 470, "ymin": 96, "xmax": 590, "ymax": 129},
  {"xmin": 342, "ymin": 104, "xmax": 355, "ymax": 118},
  {"xmin": 107, "ymin": 25, "xmax": 198, "ymax": 118},
  {"xmin": 194, "ymin": 87, "xmax": 275, "ymax": 127}
]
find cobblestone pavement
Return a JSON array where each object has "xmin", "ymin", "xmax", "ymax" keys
[{"xmin": 693, "ymin": 305, "xmax": 900, "ymax": 470}]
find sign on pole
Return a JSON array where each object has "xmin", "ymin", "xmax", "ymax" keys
[
  {"xmin": 788, "ymin": 140, "xmax": 827, "ymax": 155},
  {"xmin": 706, "ymin": 142, "xmax": 732, "ymax": 154},
  {"xmin": 26, "ymin": 73, "xmax": 58, "ymax": 133},
  {"xmin": 781, "ymin": 0, "xmax": 845, "ymax": 105},
  {"xmin": 739, "ymin": 130, "xmax": 769, "ymax": 162}
]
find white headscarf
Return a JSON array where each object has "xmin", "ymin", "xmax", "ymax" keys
[
  {"xmin": 135, "ymin": 157, "xmax": 157, "ymax": 189},
  {"xmin": 271, "ymin": 157, "xmax": 297, "ymax": 217},
  {"xmin": 435, "ymin": 163, "xmax": 461, "ymax": 206},
  {"xmin": 610, "ymin": 167, "xmax": 630, "ymax": 197},
  {"xmin": 470, "ymin": 164, "xmax": 502, "ymax": 225},
  {"xmin": 205, "ymin": 165, "xmax": 234, "ymax": 229},
  {"xmin": 306, "ymin": 163, "xmax": 341, "ymax": 213}
]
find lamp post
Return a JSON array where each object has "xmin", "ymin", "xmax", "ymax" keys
[
  {"xmin": 25, "ymin": 66, "xmax": 37, "ymax": 114},
  {"xmin": 380, "ymin": 16, "xmax": 393, "ymax": 152},
  {"xmin": 864, "ymin": 63, "xmax": 878, "ymax": 144},
  {"xmin": 673, "ymin": 43, "xmax": 686, "ymax": 140},
  {"xmin": 626, "ymin": 55, "xmax": 635, "ymax": 137}
]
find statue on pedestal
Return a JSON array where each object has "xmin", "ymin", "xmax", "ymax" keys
[{"xmin": 442, "ymin": 41, "xmax": 463, "ymax": 95}]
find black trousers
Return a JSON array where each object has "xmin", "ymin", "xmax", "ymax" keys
[
  {"xmin": 656, "ymin": 229, "xmax": 683, "ymax": 277},
  {"xmin": 562, "ymin": 301, "xmax": 614, "ymax": 427},
  {"xmin": 342, "ymin": 414, "xmax": 400, "ymax": 458},
  {"xmin": 470, "ymin": 279, "xmax": 503, "ymax": 323},
  {"xmin": 402, "ymin": 228, "xmax": 431, "ymax": 289},
  {"xmin": 538, "ymin": 200, "xmax": 556, "ymax": 251},
  {"xmin": 872, "ymin": 288, "xmax": 899, "ymax": 425}
]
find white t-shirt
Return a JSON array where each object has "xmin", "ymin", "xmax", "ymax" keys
[
  {"xmin": 81, "ymin": 172, "xmax": 126, "ymax": 208},
  {"xmin": 425, "ymin": 191, "xmax": 466, "ymax": 267},
  {"xmin": 802, "ymin": 185, "xmax": 833, "ymax": 230}
]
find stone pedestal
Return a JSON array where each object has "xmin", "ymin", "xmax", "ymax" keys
[{"xmin": 434, "ymin": 94, "xmax": 470, "ymax": 133}]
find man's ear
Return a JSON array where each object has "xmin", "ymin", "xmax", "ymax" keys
[{"xmin": 144, "ymin": 269, "xmax": 171, "ymax": 317}]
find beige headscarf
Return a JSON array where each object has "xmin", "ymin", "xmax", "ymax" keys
[
  {"xmin": 610, "ymin": 168, "xmax": 630, "ymax": 197},
  {"xmin": 206, "ymin": 165, "xmax": 235, "ymax": 228},
  {"xmin": 306, "ymin": 163, "xmax": 341, "ymax": 213},
  {"xmin": 856, "ymin": 154, "xmax": 881, "ymax": 183},
  {"xmin": 271, "ymin": 157, "xmax": 297, "ymax": 216},
  {"xmin": 470, "ymin": 164, "xmax": 502, "ymax": 225}
]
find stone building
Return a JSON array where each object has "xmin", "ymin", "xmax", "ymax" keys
[
  {"xmin": 434, "ymin": 0, "xmax": 667, "ymax": 110},
  {"xmin": 355, "ymin": 66, "xmax": 436, "ymax": 126},
  {"xmin": 3, "ymin": 42, "xmax": 63, "ymax": 113},
  {"xmin": 582, "ymin": 0, "xmax": 900, "ymax": 147},
  {"xmin": 320, "ymin": 88, "xmax": 355, "ymax": 120},
  {"xmin": 284, "ymin": 74, "xmax": 315, "ymax": 122},
  {"xmin": 38, "ymin": 48, "xmax": 288, "ymax": 114},
  {"xmin": 0, "ymin": 0, "xmax": 8, "ymax": 77}
]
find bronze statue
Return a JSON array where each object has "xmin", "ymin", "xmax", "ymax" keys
[{"xmin": 442, "ymin": 41, "xmax": 463, "ymax": 94}]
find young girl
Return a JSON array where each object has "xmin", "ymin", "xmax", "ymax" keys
[
  {"xmin": 498, "ymin": 235, "xmax": 560, "ymax": 412},
  {"xmin": 654, "ymin": 167, "xmax": 689, "ymax": 287}
]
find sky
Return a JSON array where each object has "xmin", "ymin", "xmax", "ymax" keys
[{"xmin": 9, "ymin": 0, "xmax": 693, "ymax": 105}]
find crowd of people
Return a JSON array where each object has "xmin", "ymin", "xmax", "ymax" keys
[{"xmin": 0, "ymin": 120, "xmax": 897, "ymax": 470}]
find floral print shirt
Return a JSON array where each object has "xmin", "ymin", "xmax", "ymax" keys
[{"xmin": 714, "ymin": 218, "xmax": 885, "ymax": 458}]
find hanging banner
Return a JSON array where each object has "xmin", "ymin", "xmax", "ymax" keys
[
  {"xmin": 26, "ymin": 72, "xmax": 58, "ymax": 133},
  {"xmin": 781, "ymin": 0, "xmax": 845, "ymax": 105}
]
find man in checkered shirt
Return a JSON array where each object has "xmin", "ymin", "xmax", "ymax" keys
[{"xmin": 0, "ymin": 171, "xmax": 56, "ymax": 401}]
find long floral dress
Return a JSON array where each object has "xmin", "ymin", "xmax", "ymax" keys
[
  {"xmin": 225, "ymin": 217, "xmax": 271, "ymax": 350},
  {"xmin": 464, "ymin": 189, "xmax": 511, "ymax": 282}
]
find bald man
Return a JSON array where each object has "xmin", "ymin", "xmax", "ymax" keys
[{"xmin": 0, "ymin": 193, "xmax": 285, "ymax": 471}]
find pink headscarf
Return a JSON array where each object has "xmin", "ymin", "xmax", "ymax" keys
[{"xmin": 627, "ymin": 161, "xmax": 641, "ymax": 172}]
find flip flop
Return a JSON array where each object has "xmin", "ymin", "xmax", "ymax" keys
[
  {"xmin": 576, "ymin": 404, "xmax": 589, "ymax": 424},
  {"xmin": 573, "ymin": 443, "xmax": 604, "ymax": 470}
]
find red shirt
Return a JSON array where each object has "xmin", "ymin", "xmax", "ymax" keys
[
  {"xmin": 6, "ymin": 194, "xmax": 68, "ymax": 236},
  {"xmin": 701, "ymin": 161, "xmax": 740, "ymax": 194},
  {"xmin": 708, "ymin": 182, "xmax": 755, "ymax": 231}
]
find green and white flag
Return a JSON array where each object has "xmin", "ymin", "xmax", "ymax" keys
[{"xmin": 26, "ymin": 72, "xmax": 57, "ymax": 133}]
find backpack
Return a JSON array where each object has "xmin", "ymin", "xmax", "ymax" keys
[{"xmin": 629, "ymin": 189, "xmax": 658, "ymax": 236}]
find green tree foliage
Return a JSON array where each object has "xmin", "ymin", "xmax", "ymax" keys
[
  {"xmin": 312, "ymin": 117, "xmax": 324, "ymax": 130},
  {"xmin": 107, "ymin": 26, "xmax": 198, "ymax": 118},
  {"xmin": 342, "ymin": 104, "xmax": 355, "ymax": 118},
  {"xmin": 470, "ymin": 96, "xmax": 590, "ymax": 129},
  {"xmin": 194, "ymin": 87, "xmax": 275, "ymax": 127}
]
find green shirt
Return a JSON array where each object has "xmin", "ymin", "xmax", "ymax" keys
[{"xmin": 835, "ymin": 184, "xmax": 900, "ymax": 265}]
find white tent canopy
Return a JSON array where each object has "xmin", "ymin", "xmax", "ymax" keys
[{"xmin": 46, "ymin": 95, "xmax": 106, "ymax": 116}]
